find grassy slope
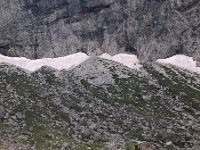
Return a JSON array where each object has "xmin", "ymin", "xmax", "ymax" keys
[{"xmin": 0, "ymin": 60, "xmax": 200, "ymax": 149}]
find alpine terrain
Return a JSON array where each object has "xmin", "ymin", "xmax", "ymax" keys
[{"xmin": 0, "ymin": 0, "xmax": 200, "ymax": 150}]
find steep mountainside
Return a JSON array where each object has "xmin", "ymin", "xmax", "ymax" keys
[
  {"xmin": 1, "ymin": 57, "xmax": 200, "ymax": 149},
  {"xmin": 0, "ymin": 0, "xmax": 199, "ymax": 61}
]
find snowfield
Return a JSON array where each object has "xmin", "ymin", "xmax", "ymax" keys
[
  {"xmin": 0, "ymin": 53, "xmax": 142, "ymax": 72},
  {"xmin": 0, "ymin": 53, "xmax": 200, "ymax": 74},
  {"xmin": 0, "ymin": 53, "xmax": 90, "ymax": 72},
  {"xmin": 156, "ymin": 55, "xmax": 200, "ymax": 74},
  {"xmin": 99, "ymin": 53, "xmax": 142, "ymax": 70}
]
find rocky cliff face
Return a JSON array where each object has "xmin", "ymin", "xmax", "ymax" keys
[{"xmin": 0, "ymin": 0, "xmax": 199, "ymax": 61}]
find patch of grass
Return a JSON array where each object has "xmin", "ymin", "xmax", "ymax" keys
[
  {"xmin": 125, "ymin": 142, "xmax": 140, "ymax": 150},
  {"xmin": 76, "ymin": 143, "xmax": 103, "ymax": 150},
  {"xmin": 145, "ymin": 65, "xmax": 200, "ymax": 112},
  {"xmin": 129, "ymin": 127, "xmax": 145, "ymax": 140},
  {"xmin": 80, "ymin": 79, "xmax": 92, "ymax": 88},
  {"xmin": 0, "ymin": 140, "xmax": 4, "ymax": 149},
  {"xmin": 0, "ymin": 123, "xmax": 7, "ymax": 131}
]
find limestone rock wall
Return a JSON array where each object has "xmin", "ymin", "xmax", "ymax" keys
[{"xmin": 0, "ymin": 0, "xmax": 199, "ymax": 61}]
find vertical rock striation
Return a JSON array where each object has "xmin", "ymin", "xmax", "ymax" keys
[{"xmin": 0, "ymin": 0, "xmax": 199, "ymax": 61}]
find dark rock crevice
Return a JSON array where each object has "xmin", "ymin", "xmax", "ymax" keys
[
  {"xmin": 176, "ymin": 0, "xmax": 199, "ymax": 12},
  {"xmin": 0, "ymin": 43, "xmax": 10, "ymax": 56}
]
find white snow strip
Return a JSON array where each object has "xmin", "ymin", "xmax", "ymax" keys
[
  {"xmin": 99, "ymin": 53, "xmax": 142, "ymax": 70},
  {"xmin": 156, "ymin": 55, "xmax": 200, "ymax": 74},
  {"xmin": 0, "ymin": 52, "xmax": 90, "ymax": 72},
  {"xmin": 2, "ymin": 53, "xmax": 199, "ymax": 74}
]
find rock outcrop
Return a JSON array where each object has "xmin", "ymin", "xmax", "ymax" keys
[
  {"xmin": 0, "ymin": 58, "xmax": 200, "ymax": 149},
  {"xmin": 0, "ymin": 0, "xmax": 199, "ymax": 61}
]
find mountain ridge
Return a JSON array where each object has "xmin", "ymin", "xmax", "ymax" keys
[
  {"xmin": 1, "ymin": 57, "xmax": 200, "ymax": 149},
  {"xmin": 0, "ymin": 0, "xmax": 199, "ymax": 62}
]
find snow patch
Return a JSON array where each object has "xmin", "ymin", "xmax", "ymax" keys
[
  {"xmin": 156, "ymin": 55, "xmax": 200, "ymax": 74},
  {"xmin": 0, "ymin": 52, "xmax": 142, "ymax": 72},
  {"xmin": 99, "ymin": 53, "xmax": 142, "ymax": 70},
  {"xmin": 0, "ymin": 52, "xmax": 90, "ymax": 72}
]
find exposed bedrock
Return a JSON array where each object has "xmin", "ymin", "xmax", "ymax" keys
[{"xmin": 0, "ymin": 0, "xmax": 199, "ymax": 61}]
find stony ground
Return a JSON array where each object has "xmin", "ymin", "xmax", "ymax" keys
[
  {"xmin": 0, "ymin": 0, "xmax": 200, "ymax": 62},
  {"xmin": 0, "ymin": 57, "xmax": 200, "ymax": 150}
]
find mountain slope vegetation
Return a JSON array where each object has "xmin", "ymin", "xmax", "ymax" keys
[{"xmin": 0, "ymin": 58, "xmax": 200, "ymax": 149}]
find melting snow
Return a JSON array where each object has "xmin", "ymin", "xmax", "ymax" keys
[
  {"xmin": 0, "ymin": 52, "xmax": 90, "ymax": 72},
  {"xmin": 99, "ymin": 53, "xmax": 142, "ymax": 70},
  {"xmin": 156, "ymin": 55, "xmax": 200, "ymax": 74},
  {"xmin": 3, "ymin": 53, "xmax": 199, "ymax": 74},
  {"xmin": 0, "ymin": 52, "xmax": 142, "ymax": 72}
]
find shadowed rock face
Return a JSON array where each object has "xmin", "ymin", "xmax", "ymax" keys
[{"xmin": 0, "ymin": 0, "xmax": 199, "ymax": 61}]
